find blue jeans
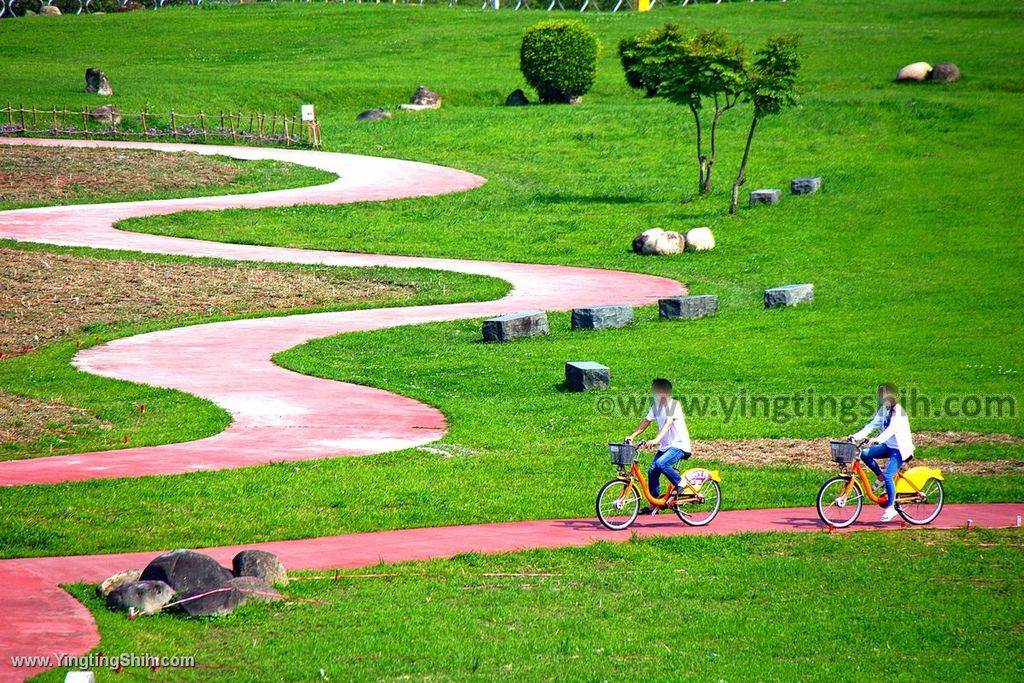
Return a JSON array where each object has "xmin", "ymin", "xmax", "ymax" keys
[
  {"xmin": 862, "ymin": 444, "xmax": 903, "ymax": 508},
  {"xmin": 648, "ymin": 447, "xmax": 689, "ymax": 497}
]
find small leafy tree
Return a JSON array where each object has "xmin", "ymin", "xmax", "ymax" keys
[
  {"xmin": 520, "ymin": 20, "xmax": 601, "ymax": 104},
  {"xmin": 730, "ymin": 35, "xmax": 802, "ymax": 213},
  {"xmin": 619, "ymin": 24, "xmax": 688, "ymax": 98},
  {"xmin": 658, "ymin": 29, "xmax": 748, "ymax": 195}
]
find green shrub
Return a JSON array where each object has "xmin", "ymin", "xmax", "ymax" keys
[
  {"xmin": 519, "ymin": 20, "xmax": 600, "ymax": 104},
  {"xmin": 619, "ymin": 23, "xmax": 688, "ymax": 97}
]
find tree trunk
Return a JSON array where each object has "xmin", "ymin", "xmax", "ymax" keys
[
  {"xmin": 705, "ymin": 109, "xmax": 724, "ymax": 195},
  {"xmin": 690, "ymin": 103, "xmax": 707, "ymax": 196},
  {"xmin": 730, "ymin": 115, "xmax": 758, "ymax": 214}
]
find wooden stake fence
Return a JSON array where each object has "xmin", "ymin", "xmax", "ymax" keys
[{"xmin": 0, "ymin": 104, "xmax": 321, "ymax": 147}]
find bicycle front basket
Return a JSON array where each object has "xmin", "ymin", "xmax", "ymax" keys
[
  {"xmin": 608, "ymin": 443, "xmax": 637, "ymax": 466},
  {"xmin": 829, "ymin": 440, "xmax": 859, "ymax": 463}
]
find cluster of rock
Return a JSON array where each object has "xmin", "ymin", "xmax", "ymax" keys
[
  {"xmin": 746, "ymin": 176, "xmax": 822, "ymax": 209},
  {"xmin": 101, "ymin": 548, "xmax": 286, "ymax": 618},
  {"xmin": 482, "ymin": 281, "xmax": 811, "ymax": 393},
  {"xmin": 632, "ymin": 226, "xmax": 715, "ymax": 256},
  {"xmin": 896, "ymin": 61, "xmax": 960, "ymax": 83},
  {"xmin": 357, "ymin": 86, "xmax": 442, "ymax": 121}
]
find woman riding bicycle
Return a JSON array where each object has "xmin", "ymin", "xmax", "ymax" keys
[{"xmin": 849, "ymin": 383, "xmax": 916, "ymax": 522}]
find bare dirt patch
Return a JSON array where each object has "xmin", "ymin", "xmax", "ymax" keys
[
  {"xmin": 0, "ymin": 391, "xmax": 112, "ymax": 453},
  {"xmin": 1, "ymin": 246, "xmax": 417, "ymax": 450},
  {"xmin": 700, "ymin": 432, "xmax": 1024, "ymax": 475},
  {"xmin": 0, "ymin": 145, "xmax": 249, "ymax": 205},
  {"xmin": 0, "ymin": 247, "xmax": 413, "ymax": 357}
]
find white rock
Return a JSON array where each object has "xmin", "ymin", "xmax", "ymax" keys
[
  {"xmin": 684, "ymin": 227, "xmax": 715, "ymax": 252},
  {"xmin": 897, "ymin": 62, "xmax": 932, "ymax": 82},
  {"xmin": 632, "ymin": 228, "xmax": 684, "ymax": 256}
]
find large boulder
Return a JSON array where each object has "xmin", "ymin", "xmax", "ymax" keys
[
  {"xmin": 896, "ymin": 62, "xmax": 932, "ymax": 82},
  {"xmin": 106, "ymin": 580, "xmax": 174, "ymax": 614},
  {"xmin": 632, "ymin": 228, "xmax": 684, "ymax": 256},
  {"xmin": 232, "ymin": 550, "xmax": 287, "ymax": 587},
  {"xmin": 356, "ymin": 108, "xmax": 392, "ymax": 122},
  {"xmin": 929, "ymin": 62, "xmax": 960, "ymax": 83},
  {"xmin": 505, "ymin": 89, "xmax": 529, "ymax": 106},
  {"xmin": 85, "ymin": 68, "xmax": 112, "ymax": 96},
  {"xmin": 88, "ymin": 105, "xmax": 121, "ymax": 127},
  {"xmin": 684, "ymin": 227, "xmax": 715, "ymax": 252},
  {"xmin": 39, "ymin": 4, "xmax": 61, "ymax": 14},
  {"xmin": 97, "ymin": 569, "xmax": 142, "ymax": 598},
  {"xmin": 178, "ymin": 585, "xmax": 245, "ymax": 617},
  {"xmin": 140, "ymin": 549, "xmax": 233, "ymax": 595}
]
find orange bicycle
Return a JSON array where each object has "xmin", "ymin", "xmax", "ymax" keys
[
  {"xmin": 596, "ymin": 441, "xmax": 721, "ymax": 530},
  {"xmin": 816, "ymin": 439, "xmax": 944, "ymax": 528}
]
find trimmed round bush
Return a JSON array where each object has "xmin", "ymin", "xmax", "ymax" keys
[
  {"xmin": 619, "ymin": 24, "xmax": 688, "ymax": 97},
  {"xmin": 519, "ymin": 20, "xmax": 600, "ymax": 104}
]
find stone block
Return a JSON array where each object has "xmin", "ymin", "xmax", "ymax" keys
[
  {"xmin": 565, "ymin": 361, "xmax": 610, "ymax": 392},
  {"xmin": 791, "ymin": 177, "xmax": 822, "ymax": 195},
  {"xmin": 749, "ymin": 189, "xmax": 781, "ymax": 206},
  {"xmin": 764, "ymin": 284, "xmax": 814, "ymax": 308},
  {"xmin": 482, "ymin": 311, "xmax": 549, "ymax": 342},
  {"xmin": 659, "ymin": 295, "xmax": 718, "ymax": 320},
  {"xmin": 571, "ymin": 305, "xmax": 634, "ymax": 330}
]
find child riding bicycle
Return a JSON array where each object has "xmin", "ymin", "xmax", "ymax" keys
[
  {"xmin": 624, "ymin": 378, "xmax": 691, "ymax": 515},
  {"xmin": 849, "ymin": 383, "xmax": 916, "ymax": 522}
]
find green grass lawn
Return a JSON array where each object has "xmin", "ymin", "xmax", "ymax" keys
[
  {"xmin": 1, "ymin": 3, "xmax": 1022, "ymax": 679},
  {"xmin": 35, "ymin": 529, "xmax": 1024, "ymax": 682},
  {"xmin": 0, "ymin": 2, "xmax": 1020, "ymax": 552}
]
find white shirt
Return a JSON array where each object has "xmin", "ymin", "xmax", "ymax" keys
[
  {"xmin": 853, "ymin": 404, "xmax": 915, "ymax": 457},
  {"xmin": 645, "ymin": 398, "xmax": 692, "ymax": 453}
]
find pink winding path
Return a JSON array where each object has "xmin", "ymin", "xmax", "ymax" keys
[{"xmin": 1, "ymin": 139, "xmax": 1019, "ymax": 681}]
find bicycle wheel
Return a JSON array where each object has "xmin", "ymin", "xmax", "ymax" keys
[
  {"xmin": 596, "ymin": 479, "xmax": 640, "ymax": 531},
  {"xmin": 676, "ymin": 480, "xmax": 721, "ymax": 527},
  {"xmin": 897, "ymin": 478, "xmax": 944, "ymax": 525},
  {"xmin": 816, "ymin": 476, "xmax": 863, "ymax": 528}
]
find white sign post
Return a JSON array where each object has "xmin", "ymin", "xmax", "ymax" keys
[{"xmin": 301, "ymin": 104, "xmax": 315, "ymax": 122}]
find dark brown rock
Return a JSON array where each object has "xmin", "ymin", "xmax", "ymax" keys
[
  {"xmin": 85, "ymin": 68, "xmax": 112, "ymax": 96},
  {"xmin": 409, "ymin": 86, "xmax": 442, "ymax": 108},
  {"xmin": 929, "ymin": 62, "xmax": 961, "ymax": 83},
  {"xmin": 505, "ymin": 89, "xmax": 529, "ymax": 106},
  {"xmin": 140, "ymin": 549, "xmax": 233, "ymax": 595},
  {"xmin": 88, "ymin": 105, "xmax": 121, "ymax": 127}
]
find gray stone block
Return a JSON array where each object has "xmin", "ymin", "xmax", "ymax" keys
[
  {"xmin": 791, "ymin": 177, "xmax": 822, "ymax": 195},
  {"xmin": 764, "ymin": 284, "xmax": 815, "ymax": 308},
  {"xmin": 749, "ymin": 189, "xmax": 782, "ymax": 206},
  {"xmin": 565, "ymin": 361, "xmax": 610, "ymax": 392},
  {"xmin": 659, "ymin": 295, "xmax": 719, "ymax": 320},
  {"xmin": 571, "ymin": 305, "xmax": 634, "ymax": 330},
  {"xmin": 482, "ymin": 310, "xmax": 549, "ymax": 342}
]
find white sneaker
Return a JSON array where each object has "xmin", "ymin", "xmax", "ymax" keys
[{"xmin": 880, "ymin": 507, "xmax": 899, "ymax": 522}]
